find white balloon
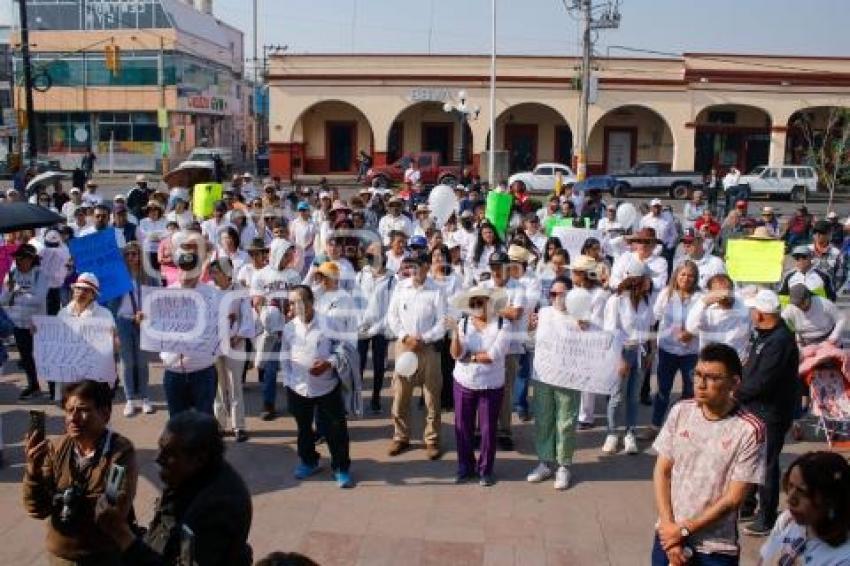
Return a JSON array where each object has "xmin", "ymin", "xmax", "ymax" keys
[
  {"xmin": 428, "ymin": 184, "xmax": 459, "ymax": 228},
  {"xmin": 616, "ymin": 202, "xmax": 640, "ymax": 233},
  {"xmin": 395, "ymin": 351, "xmax": 419, "ymax": 378},
  {"xmin": 566, "ymin": 288, "xmax": 592, "ymax": 321}
]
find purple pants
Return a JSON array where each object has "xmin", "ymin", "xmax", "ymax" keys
[{"xmin": 453, "ymin": 380, "xmax": 504, "ymax": 478}]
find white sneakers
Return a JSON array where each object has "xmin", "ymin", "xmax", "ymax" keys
[
  {"xmin": 554, "ymin": 466, "xmax": 570, "ymax": 490},
  {"xmin": 602, "ymin": 434, "xmax": 619, "ymax": 454},
  {"xmin": 124, "ymin": 399, "xmax": 155, "ymax": 417},
  {"xmin": 527, "ymin": 462, "xmax": 571, "ymax": 490},
  {"xmin": 623, "ymin": 432, "xmax": 639, "ymax": 455},
  {"xmin": 526, "ymin": 462, "xmax": 554, "ymax": 483}
]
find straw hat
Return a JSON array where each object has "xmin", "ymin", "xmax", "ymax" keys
[
  {"xmin": 567, "ymin": 254, "xmax": 599, "ymax": 276},
  {"xmin": 625, "ymin": 227, "xmax": 660, "ymax": 244},
  {"xmin": 71, "ymin": 272, "xmax": 100, "ymax": 296},
  {"xmin": 748, "ymin": 226, "xmax": 776, "ymax": 240},
  {"xmin": 449, "ymin": 286, "xmax": 509, "ymax": 316},
  {"xmin": 507, "ymin": 244, "xmax": 531, "ymax": 264}
]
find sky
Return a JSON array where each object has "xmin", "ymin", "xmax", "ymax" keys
[{"xmin": 212, "ymin": 0, "xmax": 850, "ymax": 58}]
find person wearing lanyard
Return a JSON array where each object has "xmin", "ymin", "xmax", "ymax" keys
[
  {"xmin": 644, "ymin": 261, "xmax": 702, "ymax": 441},
  {"xmin": 446, "ymin": 285, "xmax": 510, "ymax": 487},
  {"xmin": 209, "ymin": 258, "xmax": 255, "ymax": 443},
  {"xmin": 111, "ymin": 242, "xmax": 159, "ymax": 418},
  {"xmin": 386, "ymin": 250, "xmax": 448, "ymax": 460}
]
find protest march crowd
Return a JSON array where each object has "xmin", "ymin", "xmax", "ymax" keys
[{"xmin": 1, "ymin": 167, "xmax": 849, "ymax": 565}]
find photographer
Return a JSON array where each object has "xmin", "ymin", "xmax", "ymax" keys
[
  {"xmin": 23, "ymin": 380, "xmax": 138, "ymax": 565},
  {"xmin": 95, "ymin": 411, "xmax": 253, "ymax": 566}
]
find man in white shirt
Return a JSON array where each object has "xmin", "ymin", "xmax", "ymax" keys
[
  {"xmin": 282, "ymin": 285, "xmax": 353, "ymax": 488},
  {"xmin": 640, "ymin": 199, "xmax": 678, "ymax": 266},
  {"xmin": 79, "ymin": 204, "xmax": 126, "ymax": 249},
  {"xmin": 781, "ymin": 284, "xmax": 845, "ymax": 346},
  {"xmin": 778, "ymin": 246, "xmax": 835, "ymax": 302},
  {"xmin": 524, "ymin": 215, "xmax": 547, "ymax": 255},
  {"xmin": 377, "ymin": 196, "xmax": 412, "ymax": 246},
  {"xmin": 676, "ymin": 229, "xmax": 726, "ymax": 290},
  {"xmin": 610, "ymin": 227, "xmax": 669, "ymax": 291},
  {"xmin": 403, "ymin": 160, "xmax": 421, "ymax": 188},
  {"xmin": 201, "ymin": 201, "xmax": 233, "ymax": 244},
  {"xmin": 82, "ymin": 180, "xmax": 103, "ymax": 207},
  {"xmin": 386, "ymin": 250, "xmax": 447, "ymax": 459},
  {"xmin": 682, "ymin": 191, "xmax": 705, "ymax": 231},
  {"xmin": 685, "ymin": 274, "xmax": 751, "ymax": 362}
]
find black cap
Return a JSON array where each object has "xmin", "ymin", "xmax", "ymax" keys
[
  {"xmin": 488, "ymin": 251, "xmax": 510, "ymax": 265},
  {"xmin": 401, "ymin": 250, "xmax": 431, "ymax": 265},
  {"xmin": 789, "ymin": 284, "xmax": 811, "ymax": 307},
  {"xmin": 813, "ymin": 220, "xmax": 831, "ymax": 234},
  {"xmin": 13, "ymin": 244, "xmax": 38, "ymax": 259}
]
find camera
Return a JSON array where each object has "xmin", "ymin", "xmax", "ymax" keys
[{"xmin": 52, "ymin": 484, "xmax": 84, "ymax": 528}]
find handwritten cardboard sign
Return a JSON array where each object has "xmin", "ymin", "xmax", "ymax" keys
[
  {"xmin": 140, "ymin": 287, "xmax": 220, "ymax": 356},
  {"xmin": 33, "ymin": 316, "xmax": 115, "ymax": 383}
]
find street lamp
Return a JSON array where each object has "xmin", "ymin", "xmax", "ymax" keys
[{"xmin": 443, "ymin": 90, "xmax": 480, "ymax": 185}]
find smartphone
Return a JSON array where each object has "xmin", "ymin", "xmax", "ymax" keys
[
  {"xmin": 28, "ymin": 410, "xmax": 46, "ymax": 442},
  {"xmin": 180, "ymin": 524, "xmax": 195, "ymax": 566},
  {"xmin": 104, "ymin": 464, "xmax": 126, "ymax": 504}
]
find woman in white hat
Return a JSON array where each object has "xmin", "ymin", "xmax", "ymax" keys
[
  {"xmin": 59, "ymin": 272, "xmax": 118, "ymax": 384},
  {"xmin": 445, "ymin": 285, "xmax": 510, "ymax": 486},
  {"xmin": 138, "ymin": 199, "xmax": 168, "ymax": 271},
  {"xmin": 602, "ymin": 259, "xmax": 655, "ymax": 455}
]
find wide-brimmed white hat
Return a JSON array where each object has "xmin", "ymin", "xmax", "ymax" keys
[
  {"xmin": 71, "ymin": 272, "xmax": 100, "ymax": 296},
  {"xmin": 450, "ymin": 286, "xmax": 508, "ymax": 315},
  {"xmin": 567, "ymin": 254, "xmax": 599, "ymax": 277}
]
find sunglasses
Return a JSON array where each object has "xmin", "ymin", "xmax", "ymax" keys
[
  {"xmin": 469, "ymin": 298, "xmax": 488, "ymax": 308},
  {"xmin": 549, "ymin": 290, "xmax": 565, "ymax": 298}
]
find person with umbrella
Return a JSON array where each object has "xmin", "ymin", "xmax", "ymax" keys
[{"xmin": 0, "ymin": 244, "xmax": 49, "ymax": 399}]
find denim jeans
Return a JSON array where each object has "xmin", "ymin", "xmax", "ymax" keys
[
  {"xmin": 513, "ymin": 350, "xmax": 533, "ymax": 415},
  {"xmin": 606, "ymin": 346, "xmax": 640, "ymax": 434},
  {"xmin": 116, "ymin": 317, "xmax": 150, "ymax": 401},
  {"xmin": 261, "ymin": 360, "xmax": 280, "ymax": 408},
  {"xmin": 163, "ymin": 366, "xmax": 217, "ymax": 416},
  {"xmin": 652, "ymin": 349, "xmax": 697, "ymax": 427},
  {"xmin": 651, "ymin": 534, "xmax": 738, "ymax": 566}
]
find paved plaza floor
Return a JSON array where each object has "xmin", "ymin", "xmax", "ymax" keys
[{"xmin": 0, "ymin": 361, "xmax": 825, "ymax": 565}]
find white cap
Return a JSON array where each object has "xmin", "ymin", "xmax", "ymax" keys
[
  {"xmin": 744, "ymin": 289, "xmax": 781, "ymax": 314},
  {"xmin": 624, "ymin": 258, "xmax": 648, "ymax": 278},
  {"xmin": 319, "ymin": 191, "xmax": 332, "ymax": 199},
  {"xmin": 136, "ymin": 174, "xmax": 147, "ymax": 183},
  {"xmin": 650, "ymin": 198, "xmax": 662, "ymax": 207},
  {"xmin": 827, "ymin": 211, "xmax": 838, "ymax": 219}
]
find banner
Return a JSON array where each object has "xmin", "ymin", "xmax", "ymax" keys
[
  {"xmin": 485, "ymin": 191, "xmax": 514, "ymax": 239},
  {"xmin": 553, "ymin": 227, "xmax": 603, "ymax": 263},
  {"xmin": 33, "ymin": 316, "xmax": 116, "ymax": 383},
  {"xmin": 140, "ymin": 287, "xmax": 220, "ymax": 356},
  {"xmin": 68, "ymin": 228, "xmax": 133, "ymax": 303},
  {"xmin": 532, "ymin": 308, "xmax": 622, "ymax": 395},
  {"xmin": 193, "ymin": 183, "xmax": 223, "ymax": 220},
  {"xmin": 725, "ymin": 238, "xmax": 785, "ymax": 283}
]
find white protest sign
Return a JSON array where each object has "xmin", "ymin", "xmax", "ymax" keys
[
  {"xmin": 33, "ymin": 316, "xmax": 116, "ymax": 383},
  {"xmin": 140, "ymin": 287, "xmax": 220, "ymax": 356},
  {"xmin": 532, "ymin": 308, "xmax": 622, "ymax": 395},
  {"xmin": 553, "ymin": 227, "xmax": 603, "ymax": 263}
]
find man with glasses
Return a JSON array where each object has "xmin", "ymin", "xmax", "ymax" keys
[
  {"xmin": 778, "ymin": 246, "xmax": 835, "ymax": 302},
  {"xmin": 652, "ymin": 343, "xmax": 766, "ymax": 565},
  {"xmin": 80, "ymin": 204, "xmax": 126, "ymax": 248},
  {"xmin": 378, "ymin": 196, "xmax": 412, "ymax": 247}
]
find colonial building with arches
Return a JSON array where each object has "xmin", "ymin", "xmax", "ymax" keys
[{"xmin": 265, "ymin": 53, "xmax": 850, "ymax": 181}]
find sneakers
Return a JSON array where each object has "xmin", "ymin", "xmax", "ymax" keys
[
  {"xmin": 387, "ymin": 440, "xmax": 410, "ymax": 457},
  {"xmin": 123, "ymin": 400, "xmax": 138, "ymax": 418},
  {"xmin": 260, "ymin": 405, "xmax": 277, "ymax": 421},
  {"xmin": 141, "ymin": 399, "xmax": 155, "ymax": 414},
  {"xmin": 234, "ymin": 430, "xmax": 249, "ymax": 443},
  {"xmin": 294, "ymin": 462, "xmax": 322, "ymax": 480},
  {"xmin": 334, "ymin": 470, "xmax": 354, "ymax": 489},
  {"xmin": 554, "ymin": 466, "xmax": 571, "ymax": 490},
  {"xmin": 602, "ymin": 434, "xmax": 619, "ymax": 454},
  {"xmin": 479, "ymin": 474, "xmax": 495, "ymax": 487},
  {"xmin": 742, "ymin": 520, "xmax": 773, "ymax": 537},
  {"xmin": 637, "ymin": 426, "xmax": 659, "ymax": 441},
  {"xmin": 454, "ymin": 472, "xmax": 474, "ymax": 484},
  {"xmin": 18, "ymin": 386, "xmax": 40, "ymax": 400},
  {"xmin": 623, "ymin": 432, "xmax": 639, "ymax": 455},
  {"xmin": 425, "ymin": 444, "xmax": 442, "ymax": 461},
  {"xmin": 577, "ymin": 421, "xmax": 594, "ymax": 431},
  {"xmin": 527, "ymin": 462, "xmax": 554, "ymax": 483}
]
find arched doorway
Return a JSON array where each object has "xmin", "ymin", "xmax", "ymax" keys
[
  {"xmin": 387, "ymin": 102, "xmax": 473, "ymax": 167},
  {"xmin": 693, "ymin": 104, "xmax": 772, "ymax": 175},
  {"xmin": 491, "ymin": 103, "xmax": 571, "ymax": 174},
  {"xmin": 290, "ymin": 101, "xmax": 374, "ymax": 174},
  {"xmin": 588, "ymin": 105, "xmax": 675, "ymax": 175}
]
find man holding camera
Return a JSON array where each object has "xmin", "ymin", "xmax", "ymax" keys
[{"xmin": 23, "ymin": 380, "xmax": 138, "ymax": 566}]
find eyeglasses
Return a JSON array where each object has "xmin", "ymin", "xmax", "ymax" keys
[
  {"xmin": 469, "ymin": 298, "xmax": 488, "ymax": 308},
  {"xmin": 693, "ymin": 370, "xmax": 730, "ymax": 384},
  {"xmin": 549, "ymin": 290, "xmax": 565, "ymax": 298}
]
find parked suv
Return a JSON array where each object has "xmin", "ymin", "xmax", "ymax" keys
[{"xmin": 737, "ymin": 165, "xmax": 817, "ymax": 202}]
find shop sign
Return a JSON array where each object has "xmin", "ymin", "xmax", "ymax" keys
[
  {"xmin": 185, "ymin": 96, "xmax": 229, "ymax": 112},
  {"xmin": 407, "ymin": 88, "xmax": 452, "ymax": 103}
]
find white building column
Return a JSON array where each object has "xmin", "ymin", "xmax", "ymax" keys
[
  {"xmin": 672, "ymin": 125, "xmax": 696, "ymax": 171},
  {"xmin": 768, "ymin": 127, "xmax": 788, "ymax": 166}
]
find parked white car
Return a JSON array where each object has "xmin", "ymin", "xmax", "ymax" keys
[
  {"xmin": 737, "ymin": 165, "xmax": 817, "ymax": 202},
  {"xmin": 508, "ymin": 163, "xmax": 577, "ymax": 194}
]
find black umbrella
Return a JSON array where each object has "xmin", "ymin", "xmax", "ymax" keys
[{"xmin": 0, "ymin": 202, "xmax": 64, "ymax": 232}]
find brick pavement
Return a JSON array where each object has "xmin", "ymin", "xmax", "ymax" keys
[{"xmin": 0, "ymin": 361, "xmax": 825, "ymax": 566}]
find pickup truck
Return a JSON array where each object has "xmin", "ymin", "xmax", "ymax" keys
[
  {"xmin": 365, "ymin": 152, "xmax": 466, "ymax": 187},
  {"xmin": 610, "ymin": 161, "xmax": 703, "ymax": 199},
  {"xmin": 508, "ymin": 163, "xmax": 577, "ymax": 194},
  {"xmin": 736, "ymin": 165, "xmax": 817, "ymax": 202}
]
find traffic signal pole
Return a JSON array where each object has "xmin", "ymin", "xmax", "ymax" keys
[{"xmin": 18, "ymin": 0, "xmax": 37, "ymax": 165}]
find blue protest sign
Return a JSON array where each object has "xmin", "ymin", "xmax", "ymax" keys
[{"xmin": 69, "ymin": 228, "xmax": 132, "ymax": 303}]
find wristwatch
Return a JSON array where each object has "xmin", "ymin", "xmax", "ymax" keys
[{"xmin": 680, "ymin": 525, "xmax": 691, "ymax": 539}]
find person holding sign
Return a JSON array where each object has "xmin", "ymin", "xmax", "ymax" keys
[
  {"xmin": 603, "ymin": 259, "xmax": 656, "ymax": 456},
  {"xmin": 445, "ymin": 285, "xmax": 510, "ymax": 487}
]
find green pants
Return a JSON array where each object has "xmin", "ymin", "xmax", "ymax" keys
[{"xmin": 534, "ymin": 381, "xmax": 580, "ymax": 467}]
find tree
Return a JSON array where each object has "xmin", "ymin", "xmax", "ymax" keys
[{"xmin": 792, "ymin": 106, "xmax": 850, "ymax": 212}]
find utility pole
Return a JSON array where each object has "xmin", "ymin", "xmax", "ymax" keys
[
  {"xmin": 158, "ymin": 36, "xmax": 168, "ymax": 174},
  {"xmin": 252, "ymin": 0, "xmax": 259, "ymax": 173},
  {"xmin": 570, "ymin": 0, "xmax": 620, "ymax": 181},
  {"xmin": 17, "ymin": 0, "xmax": 37, "ymax": 166},
  {"xmin": 488, "ymin": 0, "xmax": 496, "ymax": 186}
]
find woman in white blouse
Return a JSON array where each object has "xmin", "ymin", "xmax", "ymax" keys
[
  {"xmin": 646, "ymin": 260, "xmax": 703, "ymax": 439},
  {"xmin": 603, "ymin": 259, "xmax": 655, "ymax": 456},
  {"xmin": 138, "ymin": 200, "xmax": 168, "ymax": 270},
  {"xmin": 215, "ymin": 226, "xmax": 250, "ymax": 280},
  {"xmin": 446, "ymin": 286, "xmax": 510, "ymax": 487},
  {"xmin": 466, "ymin": 221, "xmax": 504, "ymax": 284}
]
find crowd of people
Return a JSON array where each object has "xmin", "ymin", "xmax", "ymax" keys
[{"xmin": 2, "ymin": 168, "xmax": 849, "ymax": 565}]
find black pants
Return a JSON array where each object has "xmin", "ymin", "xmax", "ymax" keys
[
  {"xmin": 744, "ymin": 420, "xmax": 789, "ymax": 527},
  {"xmin": 438, "ymin": 338, "xmax": 456, "ymax": 409},
  {"xmin": 46, "ymin": 288, "xmax": 61, "ymax": 316},
  {"xmin": 13, "ymin": 327, "xmax": 38, "ymax": 390},
  {"xmin": 357, "ymin": 335, "xmax": 388, "ymax": 403},
  {"xmin": 287, "ymin": 385, "xmax": 351, "ymax": 472}
]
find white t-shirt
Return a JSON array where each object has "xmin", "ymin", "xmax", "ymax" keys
[{"xmin": 759, "ymin": 510, "xmax": 850, "ymax": 566}]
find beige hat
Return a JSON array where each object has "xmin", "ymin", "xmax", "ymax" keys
[
  {"xmin": 567, "ymin": 254, "xmax": 599, "ymax": 275},
  {"xmin": 761, "ymin": 206, "xmax": 774, "ymax": 215},
  {"xmin": 507, "ymin": 244, "xmax": 530, "ymax": 263},
  {"xmin": 136, "ymin": 174, "xmax": 147, "ymax": 183},
  {"xmin": 749, "ymin": 226, "xmax": 776, "ymax": 240},
  {"xmin": 449, "ymin": 286, "xmax": 508, "ymax": 315}
]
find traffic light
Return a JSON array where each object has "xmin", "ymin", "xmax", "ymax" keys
[{"xmin": 105, "ymin": 45, "xmax": 121, "ymax": 75}]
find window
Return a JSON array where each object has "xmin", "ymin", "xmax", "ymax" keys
[
  {"xmin": 797, "ymin": 168, "xmax": 814, "ymax": 179},
  {"xmin": 764, "ymin": 168, "xmax": 779, "ymax": 179},
  {"xmin": 707, "ymin": 111, "xmax": 736, "ymax": 124},
  {"xmin": 418, "ymin": 155, "xmax": 433, "ymax": 167},
  {"xmin": 98, "ymin": 112, "xmax": 160, "ymax": 144},
  {"xmin": 535, "ymin": 167, "xmax": 554, "ymax": 176},
  {"xmin": 781, "ymin": 168, "xmax": 796, "ymax": 179},
  {"xmin": 36, "ymin": 112, "xmax": 92, "ymax": 153}
]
